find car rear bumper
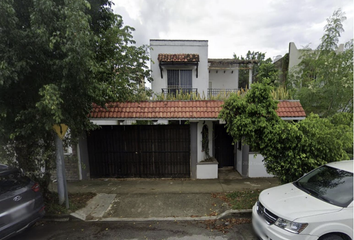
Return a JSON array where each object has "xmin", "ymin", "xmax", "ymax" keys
[{"xmin": 0, "ymin": 205, "xmax": 45, "ymax": 240}]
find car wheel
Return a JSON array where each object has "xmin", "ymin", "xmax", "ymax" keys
[{"xmin": 320, "ymin": 234, "xmax": 346, "ymax": 240}]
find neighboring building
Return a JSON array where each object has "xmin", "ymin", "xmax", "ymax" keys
[
  {"xmin": 274, "ymin": 42, "xmax": 344, "ymax": 83},
  {"xmin": 72, "ymin": 39, "xmax": 307, "ymax": 181}
]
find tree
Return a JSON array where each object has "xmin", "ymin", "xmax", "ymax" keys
[
  {"xmin": 0, "ymin": 0, "xmax": 151, "ymax": 194},
  {"xmin": 288, "ymin": 9, "xmax": 353, "ymax": 117},
  {"xmin": 257, "ymin": 62, "xmax": 279, "ymax": 86},
  {"xmin": 219, "ymin": 80, "xmax": 351, "ymax": 183},
  {"xmin": 233, "ymin": 51, "xmax": 278, "ymax": 88}
]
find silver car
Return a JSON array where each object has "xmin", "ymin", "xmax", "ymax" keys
[{"xmin": 0, "ymin": 164, "xmax": 45, "ymax": 240}]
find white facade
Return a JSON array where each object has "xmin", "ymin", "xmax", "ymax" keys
[
  {"xmin": 150, "ymin": 39, "xmax": 248, "ymax": 97},
  {"xmin": 148, "ymin": 39, "xmax": 265, "ymax": 179},
  {"xmin": 209, "ymin": 69, "xmax": 238, "ymax": 89},
  {"xmin": 150, "ymin": 40, "xmax": 209, "ymax": 96},
  {"xmin": 248, "ymin": 153, "xmax": 273, "ymax": 178}
]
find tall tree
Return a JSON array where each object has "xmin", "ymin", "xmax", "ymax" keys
[
  {"xmin": 288, "ymin": 9, "xmax": 353, "ymax": 117},
  {"xmin": 0, "ymin": 0, "xmax": 151, "ymax": 191}
]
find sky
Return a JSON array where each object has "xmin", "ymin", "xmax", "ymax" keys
[{"xmin": 111, "ymin": 0, "xmax": 353, "ymax": 61}]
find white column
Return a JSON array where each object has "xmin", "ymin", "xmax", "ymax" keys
[
  {"xmin": 235, "ymin": 64, "xmax": 239, "ymax": 89},
  {"xmin": 248, "ymin": 64, "xmax": 253, "ymax": 89}
]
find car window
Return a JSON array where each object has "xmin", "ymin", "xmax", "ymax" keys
[
  {"xmin": 296, "ymin": 166, "xmax": 353, "ymax": 207},
  {"xmin": 0, "ymin": 172, "xmax": 31, "ymax": 194}
]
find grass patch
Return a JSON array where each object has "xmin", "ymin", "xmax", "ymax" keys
[
  {"xmin": 226, "ymin": 190, "xmax": 261, "ymax": 209},
  {"xmin": 45, "ymin": 192, "xmax": 96, "ymax": 215}
]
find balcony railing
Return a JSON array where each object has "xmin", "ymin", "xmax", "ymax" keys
[
  {"xmin": 161, "ymin": 88, "xmax": 198, "ymax": 96},
  {"xmin": 208, "ymin": 88, "xmax": 239, "ymax": 98}
]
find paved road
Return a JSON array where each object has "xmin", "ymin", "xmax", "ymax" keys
[{"xmin": 12, "ymin": 220, "xmax": 258, "ymax": 240}]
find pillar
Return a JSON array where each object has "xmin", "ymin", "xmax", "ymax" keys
[{"xmin": 248, "ymin": 64, "xmax": 253, "ymax": 89}]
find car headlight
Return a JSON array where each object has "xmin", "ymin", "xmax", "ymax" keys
[{"xmin": 274, "ymin": 217, "xmax": 308, "ymax": 234}]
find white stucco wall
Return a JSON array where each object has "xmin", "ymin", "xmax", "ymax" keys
[
  {"xmin": 150, "ymin": 40, "xmax": 209, "ymax": 96},
  {"xmin": 248, "ymin": 153, "xmax": 274, "ymax": 178},
  {"xmin": 209, "ymin": 69, "xmax": 239, "ymax": 89},
  {"xmin": 196, "ymin": 163, "xmax": 218, "ymax": 179},
  {"xmin": 288, "ymin": 42, "xmax": 302, "ymax": 73}
]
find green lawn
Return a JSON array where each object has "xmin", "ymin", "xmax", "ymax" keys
[{"xmin": 226, "ymin": 190, "xmax": 261, "ymax": 209}]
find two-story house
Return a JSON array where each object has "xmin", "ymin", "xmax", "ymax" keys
[
  {"xmin": 72, "ymin": 39, "xmax": 306, "ymax": 181},
  {"xmin": 150, "ymin": 39, "xmax": 256, "ymax": 98}
]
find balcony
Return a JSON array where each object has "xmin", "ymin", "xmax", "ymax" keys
[
  {"xmin": 161, "ymin": 87, "xmax": 198, "ymax": 97},
  {"xmin": 208, "ymin": 88, "xmax": 239, "ymax": 98}
]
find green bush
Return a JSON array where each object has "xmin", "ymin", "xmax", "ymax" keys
[{"xmin": 220, "ymin": 81, "xmax": 351, "ymax": 183}]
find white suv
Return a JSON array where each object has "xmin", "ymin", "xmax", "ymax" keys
[{"xmin": 252, "ymin": 160, "xmax": 353, "ymax": 240}]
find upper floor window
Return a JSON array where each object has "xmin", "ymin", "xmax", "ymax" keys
[
  {"xmin": 167, "ymin": 70, "xmax": 192, "ymax": 94},
  {"xmin": 167, "ymin": 70, "xmax": 192, "ymax": 88}
]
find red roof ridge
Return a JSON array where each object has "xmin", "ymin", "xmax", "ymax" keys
[{"xmin": 91, "ymin": 100, "xmax": 305, "ymax": 119}]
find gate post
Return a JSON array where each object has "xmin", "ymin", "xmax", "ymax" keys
[{"xmin": 190, "ymin": 122, "xmax": 198, "ymax": 179}]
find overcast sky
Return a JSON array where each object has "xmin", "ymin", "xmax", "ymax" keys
[{"xmin": 111, "ymin": 0, "xmax": 353, "ymax": 61}]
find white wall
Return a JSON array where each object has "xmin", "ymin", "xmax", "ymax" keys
[
  {"xmin": 150, "ymin": 40, "xmax": 209, "ymax": 95},
  {"xmin": 248, "ymin": 153, "xmax": 274, "ymax": 178},
  {"xmin": 288, "ymin": 42, "xmax": 302, "ymax": 73},
  {"xmin": 196, "ymin": 163, "xmax": 218, "ymax": 179},
  {"xmin": 209, "ymin": 69, "xmax": 239, "ymax": 89}
]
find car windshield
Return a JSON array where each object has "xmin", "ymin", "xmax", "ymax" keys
[
  {"xmin": 294, "ymin": 165, "xmax": 353, "ymax": 207},
  {"xmin": 0, "ymin": 171, "xmax": 30, "ymax": 194}
]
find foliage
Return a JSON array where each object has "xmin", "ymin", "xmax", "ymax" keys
[
  {"xmin": 233, "ymin": 51, "xmax": 279, "ymax": 88},
  {"xmin": 226, "ymin": 190, "xmax": 262, "ymax": 210},
  {"xmin": 0, "ymin": 0, "xmax": 151, "ymax": 192},
  {"xmin": 280, "ymin": 53, "xmax": 289, "ymax": 86},
  {"xmin": 219, "ymin": 80, "xmax": 351, "ymax": 183},
  {"xmin": 151, "ymin": 88, "xmax": 248, "ymax": 101},
  {"xmin": 328, "ymin": 113, "xmax": 353, "ymax": 159},
  {"xmin": 271, "ymin": 86, "xmax": 292, "ymax": 100},
  {"xmin": 288, "ymin": 9, "xmax": 353, "ymax": 117},
  {"xmin": 257, "ymin": 63, "xmax": 279, "ymax": 86}
]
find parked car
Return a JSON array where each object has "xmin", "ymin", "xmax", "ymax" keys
[
  {"xmin": 0, "ymin": 164, "xmax": 45, "ymax": 240},
  {"xmin": 253, "ymin": 160, "xmax": 353, "ymax": 240}
]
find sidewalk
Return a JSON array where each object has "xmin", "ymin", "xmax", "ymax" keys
[{"xmin": 49, "ymin": 170, "xmax": 280, "ymax": 222}]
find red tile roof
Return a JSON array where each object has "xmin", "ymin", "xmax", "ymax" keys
[
  {"xmin": 276, "ymin": 101, "xmax": 306, "ymax": 117},
  {"xmin": 90, "ymin": 100, "xmax": 306, "ymax": 119},
  {"xmin": 158, "ymin": 54, "xmax": 199, "ymax": 62}
]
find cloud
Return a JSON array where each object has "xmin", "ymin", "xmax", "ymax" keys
[{"xmin": 111, "ymin": 0, "xmax": 353, "ymax": 59}]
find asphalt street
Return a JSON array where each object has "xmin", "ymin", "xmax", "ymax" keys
[{"xmin": 12, "ymin": 220, "xmax": 258, "ymax": 240}]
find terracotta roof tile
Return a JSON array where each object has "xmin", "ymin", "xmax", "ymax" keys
[
  {"xmin": 90, "ymin": 100, "xmax": 306, "ymax": 119},
  {"xmin": 158, "ymin": 54, "xmax": 199, "ymax": 62}
]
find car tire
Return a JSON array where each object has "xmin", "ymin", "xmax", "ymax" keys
[{"xmin": 320, "ymin": 234, "xmax": 346, "ymax": 240}]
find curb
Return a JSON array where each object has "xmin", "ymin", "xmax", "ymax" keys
[
  {"xmin": 217, "ymin": 209, "xmax": 252, "ymax": 219},
  {"xmin": 44, "ymin": 209, "xmax": 252, "ymax": 222},
  {"xmin": 43, "ymin": 214, "xmax": 73, "ymax": 222}
]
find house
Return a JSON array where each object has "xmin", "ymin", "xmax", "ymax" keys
[
  {"xmin": 150, "ymin": 39, "xmax": 257, "ymax": 97},
  {"xmin": 273, "ymin": 42, "xmax": 345, "ymax": 85},
  {"xmin": 71, "ymin": 39, "xmax": 306, "ymax": 180}
]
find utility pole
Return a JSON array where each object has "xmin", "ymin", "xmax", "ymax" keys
[{"xmin": 53, "ymin": 124, "xmax": 69, "ymax": 208}]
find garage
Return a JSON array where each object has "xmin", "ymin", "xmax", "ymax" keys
[{"xmin": 87, "ymin": 125, "xmax": 190, "ymax": 178}]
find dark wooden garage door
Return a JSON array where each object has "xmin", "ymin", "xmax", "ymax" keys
[{"xmin": 87, "ymin": 125, "xmax": 190, "ymax": 178}]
